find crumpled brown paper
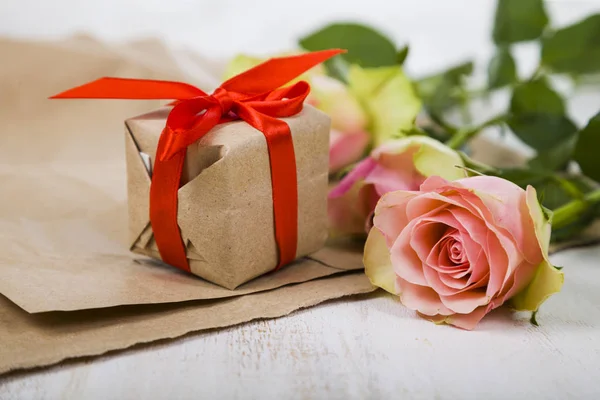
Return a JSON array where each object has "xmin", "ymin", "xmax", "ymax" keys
[
  {"xmin": 0, "ymin": 273, "xmax": 374, "ymax": 375},
  {"xmin": 0, "ymin": 36, "xmax": 375, "ymax": 375}
]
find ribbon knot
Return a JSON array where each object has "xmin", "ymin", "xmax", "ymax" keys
[
  {"xmin": 51, "ymin": 49, "xmax": 344, "ymax": 275},
  {"xmin": 211, "ymin": 87, "xmax": 235, "ymax": 116}
]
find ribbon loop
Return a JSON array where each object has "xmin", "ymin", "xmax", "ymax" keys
[{"xmin": 51, "ymin": 49, "xmax": 345, "ymax": 275}]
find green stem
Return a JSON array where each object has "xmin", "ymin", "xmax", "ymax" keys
[
  {"xmin": 552, "ymin": 188, "xmax": 600, "ymax": 230},
  {"xmin": 446, "ymin": 113, "xmax": 508, "ymax": 149}
]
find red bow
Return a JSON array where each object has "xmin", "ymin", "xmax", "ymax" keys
[{"xmin": 51, "ymin": 49, "xmax": 343, "ymax": 273}]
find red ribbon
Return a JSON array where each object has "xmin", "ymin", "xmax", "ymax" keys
[{"xmin": 51, "ymin": 49, "xmax": 344, "ymax": 273}]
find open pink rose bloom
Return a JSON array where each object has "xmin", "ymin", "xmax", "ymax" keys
[{"xmin": 364, "ymin": 175, "xmax": 564, "ymax": 330}]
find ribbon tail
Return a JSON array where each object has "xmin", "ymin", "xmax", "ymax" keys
[
  {"xmin": 221, "ymin": 49, "xmax": 345, "ymax": 95},
  {"xmin": 149, "ymin": 128, "xmax": 191, "ymax": 272},
  {"xmin": 236, "ymin": 104, "xmax": 298, "ymax": 268},
  {"xmin": 50, "ymin": 77, "xmax": 207, "ymax": 100}
]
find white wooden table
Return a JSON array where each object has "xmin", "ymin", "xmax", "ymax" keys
[
  {"xmin": 2, "ymin": 1, "xmax": 600, "ymax": 398},
  {"xmin": 1, "ymin": 246, "xmax": 599, "ymax": 399}
]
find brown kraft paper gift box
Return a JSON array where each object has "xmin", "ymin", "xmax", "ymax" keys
[{"xmin": 125, "ymin": 105, "xmax": 331, "ymax": 289}]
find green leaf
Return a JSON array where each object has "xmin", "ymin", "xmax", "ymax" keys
[
  {"xmin": 492, "ymin": 0, "xmax": 549, "ymax": 45},
  {"xmin": 324, "ymin": 56, "xmax": 351, "ymax": 82},
  {"xmin": 508, "ymin": 78, "xmax": 578, "ymax": 151},
  {"xmin": 487, "ymin": 46, "xmax": 518, "ymax": 88},
  {"xmin": 574, "ymin": 112, "xmax": 600, "ymax": 182},
  {"xmin": 442, "ymin": 61, "xmax": 475, "ymax": 85},
  {"xmin": 528, "ymin": 136, "xmax": 577, "ymax": 171},
  {"xmin": 541, "ymin": 14, "xmax": 600, "ymax": 75},
  {"xmin": 397, "ymin": 45, "xmax": 409, "ymax": 65},
  {"xmin": 495, "ymin": 168, "xmax": 551, "ymax": 187},
  {"xmin": 416, "ymin": 61, "xmax": 474, "ymax": 117},
  {"xmin": 299, "ymin": 23, "xmax": 398, "ymax": 68},
  {"xmin": 509, "ymin": 114, "xmax": 578, "ymax": 151},
  {"xmin": 511, "ymin": 78, "xmax": 564, "ymax": 114}
]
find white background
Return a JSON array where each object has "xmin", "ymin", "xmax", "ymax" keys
[
  {"xmin": 1, "ymin": 0, "xmax": 599, "ymax": 77},
  {"xmin": 2, "ymin": 1, "xmax": 600, "ymax": 399},
  {"xmin": 2, "ymin": 0, "xmax": 600, "ymax": 131}
]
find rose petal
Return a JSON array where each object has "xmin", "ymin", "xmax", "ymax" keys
[
  {"xmin": 373, "ymin": 140, "xmax": 418, "ymax": 168},
  {"xmin": 363, "ymin": 227, "xmax": 398, "ymax": 295},
  {"xmin": 365, "ymin": 163, "xmax": 421, "ymax": 195},
  {"xmin": 423, "ymin": 184, "xmax": 522, "ymax": 297},
  {"xmin": 390, "ymin": 220, "xmax": 428, "ymax": 286},
  {"xmin": 439, "ymin": 289, "xmax": 490, "ymax": 314},
  {"xmin": 419, "ymin": 175, "xmax": 456, "ymax": 192},
  {"xmin": 311, "ymin": 74, "xmax": 368, "ymax": 133},
  {"xmin": 423, "ymin": 262, "xmax": 463, "ymax": 296},
  {"xmin": 327, "ymin": 180, "xmax": 371, "ymax": 236},
  {"xmin": 463, "ymin": 248, "xmax": 489, "ymax": 286},
  {"xmin": 446, "ymin": 207, "xmax": 489, "ymax": 284},
  {"xmin": 483, "ymin": 231, "xmax": 505, "ymax": 295},
  {"xmin": 347, "ymin": 65, "xmax": 421, "ymax": 145},
  {"xmin": 397, "ymin": 277, "xmax": 453, "ymax": 316},
  {"xmin": 417, "ymin": 312, "xmax": 448, "ymax": 325},
  {"xmin": 410, "ymin": 220, "xmax": 449, "ymax": 264},
  {"xmin": 329, "ymin": 130, "xmax": 370, "ymax": 173},
  {"xmin": 329, "ymin": 157, "xmax": 377, "ymax": 198},
  {"xmin": 510, "ymin": 259, "xmax": 564, "ymax": 312},
  {"xmin": 444, "ymin": 188, "xmax": 526, "ymax": 294},
  {"xmin": 405, "ymin": 193, "xmax": 450, "ymax": 220},
  {"xmin": 432, "ymin": 237, "xmax": 469, "ymax": 272},
  {"xmin": 373, "ymin": 190, "xmax": 419, "ymax": 247},
  {"xmin": 490, "ymin": 259, "xmax": 536, "ymax": 309},
  {"xmin": 406, "ymin": 188, "xmax": 524, "ymax": 299},
  {"xmin": 445, "ymin": 305, "xmax": 490, "ymax": 330},
  {"xmin": 525, "ymin": 185, "xmax": 552, "ymax": 255},
  {"xmin": 437, "ymin": 268, "xmax": 469, "ymax": 290},
  {"xmin": 370, "ymin": 144, "xmax": 424, "ymax": 192},
  {"xmin": 457, "ymin": 176, "xmax": 543, "ymax": 265},
  {"xmin": 507, "ymin": 187, "xmax": 564, "ymax": 311},
  {"xmin": 411, "ymin": 136, "xmax": 465, "ymax": 181}
]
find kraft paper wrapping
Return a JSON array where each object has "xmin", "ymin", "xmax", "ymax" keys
[
  {"xmin": 0, "ymin": 36, "xmax": 375, "ymax": 375},
  {"xmin": 126, "ymin": 105, "xmax": 331, "ymax": 289}
]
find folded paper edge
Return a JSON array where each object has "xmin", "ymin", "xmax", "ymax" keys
[
  {"xmin": 0, "ymin": 273, "xmax": 376, "ymax": 376},
  {"xmin": 124, "ymin": 122, "xmax": 152, "ymax": 251}
]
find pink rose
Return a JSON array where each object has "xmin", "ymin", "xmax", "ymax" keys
[
  {"xmin": 309, "ymin": 75, "xmax": 370, "ymax": 173},
  {"xmin": 328, "ymin": 136, "xmax": 464, "ymax": 236},
  {"xmin": 364, "ymin": 175, "xmax": 564, "ymax": 330},
  {"xmin": 329, "ymin": 129, "xmax": 370, "ymax": 173}
]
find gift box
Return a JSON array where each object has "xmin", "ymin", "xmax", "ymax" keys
[
  {"xmin": 49, "ymin": 49, "xmax": 344, "ymax": 289},
  {"xmin": 125, "ymin": 105, "xmax": 330, "ymax": 289}
]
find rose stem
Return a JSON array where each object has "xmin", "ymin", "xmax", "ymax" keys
[{"xmin": 551, "ymin": 188, "xmax": 600, "ymax": 230}]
